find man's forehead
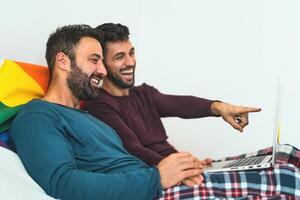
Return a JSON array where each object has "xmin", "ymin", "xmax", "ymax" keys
[
  {"xmin": 77, "ymin": 37, "xmax": 101, "ymax": 48},
  {"xmin": 106, "ymin": 40, "xmax": 133, "ymax": 52},
  {"xmin": 75, "ymin": 37, "xmax": 103, "ymax": 55}
]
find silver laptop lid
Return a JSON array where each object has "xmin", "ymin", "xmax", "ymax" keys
[{"xmin": 271, "ymin": 77, "xmax": 281, "ymax": 166}]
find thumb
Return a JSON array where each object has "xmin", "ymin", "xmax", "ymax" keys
[{"xmin": 226, "ymin": 117, "xmax": 243, "ymax": 132}]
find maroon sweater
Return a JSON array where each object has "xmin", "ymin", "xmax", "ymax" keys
[{"xmin": 84, "ymin": 83, "xmax": 216, "ymax": 166}]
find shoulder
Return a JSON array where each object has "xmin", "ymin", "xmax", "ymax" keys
[
  {"xmin": 84, "ymin": 89, "xmax": 119, "ymax": 110},
  {"xmin": 10, "ymin": 100, "xmax": 60, "ymax": 138},
  {"xmin": 12, "ymin": 99, "xmax": 65, "ymax": 128},
  {"xmin": 134, "ymin": 83, "xmax": 159, "ymax": 94},
  {"xmin": 16, "ymin": 99, "xmax": 53, "ymax": 117},
  {"xmin": 83, "ymin": 89, "xmax": 124, "ymax": 116}
]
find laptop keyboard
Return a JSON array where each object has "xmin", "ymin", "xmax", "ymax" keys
[{"xmin": 225, "ymin": 156, "xmax": 266, "ymax": 167}]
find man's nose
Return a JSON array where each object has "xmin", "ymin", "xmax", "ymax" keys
[
  {"xmin": 125, "ymin": 56, "xmax": 136, "ymax": 66},
  {"xmin": 97, "ymin": 61, "xmax": 107, "ymax": 76}
]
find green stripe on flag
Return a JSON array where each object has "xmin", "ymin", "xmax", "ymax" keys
[{"xmin": 0, "ymin": 102, "xmax": 23, "ymax": 132}]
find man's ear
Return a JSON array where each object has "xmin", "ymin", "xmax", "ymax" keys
[{"xmin": 55, "ymin": 52, "xmax": 71, "ymax": 72}]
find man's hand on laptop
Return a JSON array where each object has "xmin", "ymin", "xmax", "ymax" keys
[
  {"xmin": 157, "ymin": 152, "xmax": 204, "ymax": 188},
  {"xmin": 210, "ymin": 102, "xmax": 261, "ymax": 132},
  {"xmin": 181, "ymin": 158, "xmax": 213, "ymax": 187}
]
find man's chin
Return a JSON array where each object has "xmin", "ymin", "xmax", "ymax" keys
[
  {"xmin": 120, "ymin": 80, "xmax": 134, "ymax": 88},
  {"xmin": 120, "ymin": 84, "xmax": 134, "ymax": 89},
  {"xmin": 76, "ymin": 90, "xmax": 99, "ymax": 100}
]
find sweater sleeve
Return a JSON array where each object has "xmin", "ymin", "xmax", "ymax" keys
[
  {"xmin": 87, "ymin": 101, "xmax": 165, "ymax": 166},
  {"xmin": 10, "ymin": 113, "xmax": 162, "ymax": 200},
  {"xmin": 147, "ymin": 85, "xmax": 218, "ymax": 118}
]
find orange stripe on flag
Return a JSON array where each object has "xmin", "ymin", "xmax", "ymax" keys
[{"xmin": 15, "ymin": 61, "xmax": 49, "ymax": 93}]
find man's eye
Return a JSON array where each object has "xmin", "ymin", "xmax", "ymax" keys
[
  {"xmin": 115, "ymin": 56, "xmax": 123, "ymax": 60},
  {"xmin": 90, "ymin": 59, "xmax": 98, "ymax": 63}
]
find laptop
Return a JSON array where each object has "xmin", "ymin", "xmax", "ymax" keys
[{"xmin": 204, "ymin": 79, "xmax": 281, "ymax": 173}]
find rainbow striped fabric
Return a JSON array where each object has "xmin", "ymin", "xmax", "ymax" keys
[{"xmin": 0, "ymin": 58, "xmax": 49, "ymax": 145}]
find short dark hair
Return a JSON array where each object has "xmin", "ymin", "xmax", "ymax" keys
[
  {"xmin": 95, "ymin": 23, "xmax": 130, "ymax": 56},
  {"xmin": 45, "ymin": 24, "xmax": 103, "ymax": 78}
]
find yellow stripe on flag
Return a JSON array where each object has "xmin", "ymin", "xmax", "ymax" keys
[{"xmin": 0, "ymin": 60, "xmax": 45, "ymax": 107}]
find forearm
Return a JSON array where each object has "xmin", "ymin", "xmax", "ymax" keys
[
  {"xmin": 125, "ymin": 144, "xmax": 165, "ymax": 166},
  {"xmin": 50, "ymin": 167, "xmax": 162, "ymax": 200},
  {"xmin": 153, "ymin": 91, "xmax": 217, "ymax": 118}
]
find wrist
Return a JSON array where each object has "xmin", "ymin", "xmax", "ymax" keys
[{"xmin": 210, "ymin": 101, "xmax": 222, "ymax": 117}]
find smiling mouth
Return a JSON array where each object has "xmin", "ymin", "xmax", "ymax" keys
[
  {"xmin": 121, "ymin": 68, "xmax": 134, "ymax": 75},
  {"xmin": 120, "ymin": 68, "xmax": 134, "ymax": 80},
  {"xmin": 90, "ymin": 75, "xmax": 103, "ymax": 89}
]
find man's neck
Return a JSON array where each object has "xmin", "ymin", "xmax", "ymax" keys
[
  {"xmin": 42, "ymin": 79, "xmax": 80, "ymax": 109},
  {"xmin": 102, "ymin": 81, "xmax": 129, "ymax": 96}
]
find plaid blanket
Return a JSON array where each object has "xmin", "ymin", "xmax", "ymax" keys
[{"xmin": 158, "ymin": 144, "xmax": 300, "ymax": 200}]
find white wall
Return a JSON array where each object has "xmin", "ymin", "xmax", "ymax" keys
[{"xmin": 1, "ymin": 0, "xmax": 299, "ymax": 159}]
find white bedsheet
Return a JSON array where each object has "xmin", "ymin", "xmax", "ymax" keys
[{"xmin": 0, "ymin": 146, "xmax": 55, "ymax": 200}]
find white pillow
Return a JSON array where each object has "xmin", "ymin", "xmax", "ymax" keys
[{"xmin": 0, "ymin": 146, "xmax": 56, "ymax": 200}]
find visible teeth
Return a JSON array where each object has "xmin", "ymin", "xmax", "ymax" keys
[
  {"xmin": 91, "ymin": 76, "xmax": 103, "ymax": 88},
  {"xmin": 92, "ymin": 78, "xmax": 100, "ymax": 84},
  {"xmin": 121, "ymin": 69, "xmax": 133, "ymax": 74}
]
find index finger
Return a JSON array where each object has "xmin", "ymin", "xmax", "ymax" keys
[{"xmin": 241, "ymin": 107, "xmax": 261, "ymax": 114}]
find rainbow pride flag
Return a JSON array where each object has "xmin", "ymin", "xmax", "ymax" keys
[{"xmin": 0, "ymin": 58, "xmax": 49, "ymax": 133}]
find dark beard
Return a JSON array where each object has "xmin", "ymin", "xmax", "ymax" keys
[
  {"xmin": 106, "ymin": 68, "xmax": 135, "ymax": 89},
  {"xmin": 66, "ymin": 62, "xmax": 98, "ymax": 100}
]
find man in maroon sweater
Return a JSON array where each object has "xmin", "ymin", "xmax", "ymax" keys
[
  {"xmin": 81, "ymin": 23, "xmax": 300, "ymax": 199},
  {"xmin": 84, "ymin": 23, "xmax": 260, "ymax": 167}
]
